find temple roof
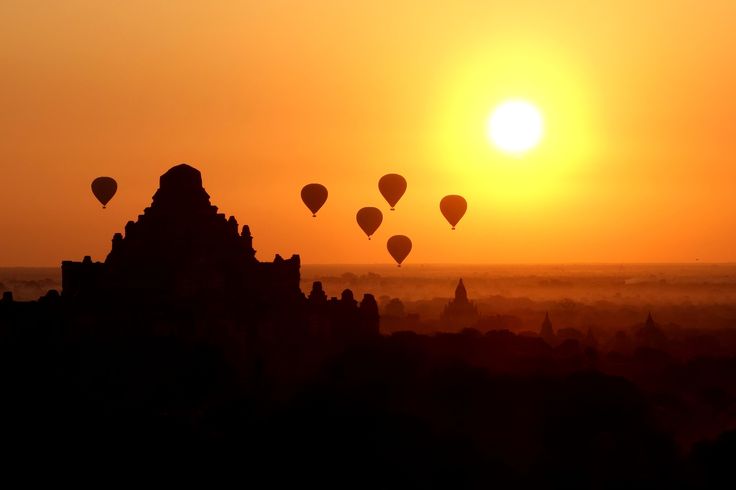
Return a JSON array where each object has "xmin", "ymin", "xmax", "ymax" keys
[{"xmin": 105, "ymin": 163, "xmax": 256, "ymax": 275}]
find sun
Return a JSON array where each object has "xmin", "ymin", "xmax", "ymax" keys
[{"xmin": 487, "ymin": 100, "xmax": 544, "ymax": 155}]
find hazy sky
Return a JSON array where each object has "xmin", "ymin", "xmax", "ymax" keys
[{"xmin": 2, "ymin": 1, "xmax": 736, "ymax": 265}]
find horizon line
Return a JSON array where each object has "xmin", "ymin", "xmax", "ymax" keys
[{"xmin": 3, "ymin": 261, "xmax": 736, "ymax": 269}]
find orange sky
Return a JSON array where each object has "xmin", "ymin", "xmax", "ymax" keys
[{"xmin": 2, "ymin": 1, "xmax": 736, "ymax": 266}]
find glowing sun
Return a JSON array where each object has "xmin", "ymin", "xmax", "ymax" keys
[{"xmin": 487, "ymin": 100, "xmax": 544, "ymax": 155}]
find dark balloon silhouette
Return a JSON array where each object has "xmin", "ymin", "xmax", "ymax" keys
[
  {"xmin": 356, "ymin": 207, "xmax": 383, "ymax": 240},
  {"xmin": 440, "ymin": 195, "xmax": 467, "ymax": 230},
  {"xmin": 91, "ymin": 177, "xmax": 117, "ymax": 209},
  {"xmin": 301, "ymin": 183, "xmax": 328, "ymax": 217},
  {"xmin": 378, "ymin": 174, "xmax": 407, "ymax": 210},
  {"xmin": 387, "ymin": 235, "xmax": 412, "ymax": 267}
]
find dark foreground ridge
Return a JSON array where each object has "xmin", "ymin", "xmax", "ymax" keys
[{"xmin": 1, "ymin": 165, "xmax": 735, "ymax": 487}]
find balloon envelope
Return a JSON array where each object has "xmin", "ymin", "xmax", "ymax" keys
[
  {"xmin": 387, "ymin": 235, "xmax": 412, "ymax": 267},
  {"xmin": 301, "ymin": 183, "xmax": 328, "ymax": 217},
  {"xmin": 378, "ymin": 174, "xmax": 407, "ymax": 210},
  {"xmin": 356, "ymin": 207, "xmax": 383, "ymax": 239},
  {"xmin": 91, "ymin": 177, "xmax": 117, "ymax": 208},
  {"xmin": 440, "ymin": 195, "xmax": 467, "ymax": 230}
]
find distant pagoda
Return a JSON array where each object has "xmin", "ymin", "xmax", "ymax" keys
[
  {"xmin": 440, "ymin": 278, "xmax": 479, "ymax": 328},
  {"xmin": 540, "ymin": 312, "xmax": 556, "ymax": 344}
]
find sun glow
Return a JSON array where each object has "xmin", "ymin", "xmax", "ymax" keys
[{"xmin": 487, "ymin": 100, "xmax": 543, "ymax": 154}]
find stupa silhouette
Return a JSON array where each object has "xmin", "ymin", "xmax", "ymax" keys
[{"xmin": 440, "ymin": 278, "xmax": 479, "ymax": 328}]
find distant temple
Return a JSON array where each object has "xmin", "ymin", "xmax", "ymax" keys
[
  {"xmin": 540, "ymin": 312, "xmax": 556, "ymax": 344},
  {"xmin": 306, "ymin": 282, "xmax": 379, "ymax": 341},
  {"xmin": 60, "ymin": 164, "xmax": 378, "ymax": 339},
  {"xmin": 440, "ymin": 279, "xmax": 479, "ymax": 328},
  {"xmin": 635, "ymin": 312, "xmax": 667, "ymax": 348}
]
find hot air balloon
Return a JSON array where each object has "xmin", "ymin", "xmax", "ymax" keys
[
  {"xmin": 301, "ymin": 183, "xmax": 328, "ymax": 217},
  {"xmin": 356, "ymin": 207, "xmax": 383, "ymax": 240},
  {"xmin": 439, "ymin": 195, "xmax": 467, "ymax": 230},
  {"xmin": 378, "ymin": 174, "xmax": 407, "ymax": 210},
  {"xmin": 387, "ymin": 235, "xmax": 412, "ymax": 267},
  {"xmin": 91, "ymin": 177, "xmax": 117, "ymax": 209}
]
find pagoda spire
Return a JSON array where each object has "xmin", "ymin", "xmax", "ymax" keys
[
  {"xmin": 645, "ymin": 312, "xmax": 655, "ymax": 329},
  {"xmin": 455, "ymin": 278, "xmax": 468, "ymax": 303},
  {"xmin": 540, "ymin": 312, "xmax": 555, "ymax": 341}
]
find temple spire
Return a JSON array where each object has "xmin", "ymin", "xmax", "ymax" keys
[
  {"xmin": 645, "ymin": 312, "xmax": 655, "ymax": 329},
  {"xmin": 455, "ymin": 278, "xmax": 468, "ymax": 303},
  {"xmin": 540, "ymin": 312, "xmax": 555, "ymax": 342}
]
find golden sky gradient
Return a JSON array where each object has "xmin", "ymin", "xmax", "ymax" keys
[{"xmin": 2, "ymin": 1, "xmax": 736, "ymax": 265}]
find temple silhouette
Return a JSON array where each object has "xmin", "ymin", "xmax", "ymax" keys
[
  {"xmin": 60, "ymin": 164, "xmax": 378, "ymax": 343},
  {"xmin": 540, "ymin": 312, "xmax": 555, "ymax": 343},
  {"xmin": 62, "ymin": 164, "xmax": 301, "ymax": 304},
  {"xmin": 440, "ymin": 278, "xmax": 479, "ymax": 328}
]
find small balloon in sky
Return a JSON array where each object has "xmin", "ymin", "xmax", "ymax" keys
[
  {"xmin": 356, "ymin": 207, "xmax": 383, "ymax": 240},
  {"xmin": 91, "ymin": 177, "xmax": 118, "ymax": 209},
  {"xmin": 439, "ymin": 195, "xmax": 467, "ymax": 230},
  {"xmin": 378, "ymin": 174, "xmax": 407, "ymax": 210},
  {"xmin": 301, "ymin": 183, "xmax": 328, "ymax": 217},
  {"xmin": 387, "ymin": 235, "xmax": 412, "ymax": 267}
]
